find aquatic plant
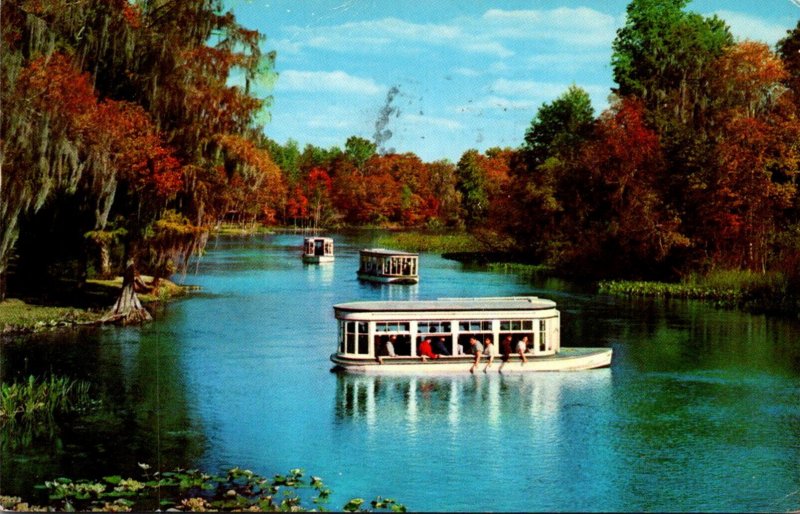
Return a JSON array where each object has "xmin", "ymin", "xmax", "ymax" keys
[
  {"xmin": 486, "ymin": 262, "xmax": 554, "ymax": 275},
  {"xmin": 0, "ymin": 375, "xmax": 92, "ymax": 425},
  {"xmin": 373, "ymin": 231, "xmax": 478, "ymax": 254},
  {"xmin": 0, "ymin": 467, "xmax": 407, "ymax": 512},
  {"xmin": 598, "ymin": 269, "xmax": 798, "ymax": 313}
]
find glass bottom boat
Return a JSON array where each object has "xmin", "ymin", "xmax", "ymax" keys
[{"xmin": 331, "ymin": 297, "xmax": 612, "ymax": 374}]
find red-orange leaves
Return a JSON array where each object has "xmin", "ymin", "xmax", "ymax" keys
[
  {"xmin": 121, "ymin": 2, "xmax": 142, "ymax": 29},
  {"xmin": 88, "ymin": 99, "xmax": 183, "ymax": 198},
  {"xmin": 712, "ymin": 41, "xmax": 788, "ymax": 118},
  {"xmin": 18, "ymin": 53, "xmax": 96, "ymax": 121},
  {"xmin": 214, "ymin": 134, "xmax": 286, "ymax": 224},
  {"xmin": 579, "ymin": 98, "xmax": 687, "ymax": 262},
  {"xmin": 17, "ymin": 53, "xmax": 183, "ymax": 198}
]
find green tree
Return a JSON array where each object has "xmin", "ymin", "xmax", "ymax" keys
[
  {"xmin": 611, "ymin": 0, "xmax": 732, "ymax": 126},
  {"xmin": 777, "ymin": 20, "xmax": 800, "ymax": 104},
  {"xmin": 427, "ymin": 160, "xmax": 462, "ymax": 228},
  {"xmin": 512, "ymin": 87, "xmax": 595, "ymax": 259},
  {"xmin": 522, "ymin": 85, "xmax": 595, "ymax": 167},
  {"xmin": 344, "ymin": 136, "xmax": 377, "ymax": 169},
  {"xmin": 455, "ymin": 150, "xmax": 488, "ymax": 228}
]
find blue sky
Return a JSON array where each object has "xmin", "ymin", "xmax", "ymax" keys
[{"xmin": 229, "ymin": 1, "xmax": 800, "ymax": 162}]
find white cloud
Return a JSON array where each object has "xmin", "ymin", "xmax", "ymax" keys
[
  {"xmin": 481, "ymin": 8, "xmax": 618, "ymax": 47},
  {"xmin": 462, "ymin": 41, "xmax": 514, "ymax": 58},
  {"xmin": 491, "ymin": 79, "xmax": 608, "ymax": 100},
  {"xmin": 280, "ymin": 17, "xmax": 466, "ymax": 53},
  {"xmin": 491, "ymin": 79, "xmax": 571, "ymax": 98},
  {"xmin": 277, "ymin": 70, "xmax": 382, "ymax": 95},
  {"xmin": 451, "ymin": 82, "xmax": 610, "ymax": 116},
  {"xmin": 274, "ymin": 7, "xmax": 616, "ymax": 61},
  {"xmin": 525, "ymin": 51, "xmax": 612, "ymax": 68},
  {"xmin": 713, "ymin": 10, "xmax": 790, "ymax": 45}
]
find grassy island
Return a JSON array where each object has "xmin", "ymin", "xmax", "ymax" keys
[
  {"xmin": 0, "ymin": 276, "xmax": 196, "ymax": 336},
  {"xmin": 599, "ymin": 270, "xmax": 800, "ymax": 315}
]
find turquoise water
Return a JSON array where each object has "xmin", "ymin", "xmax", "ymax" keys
[{"xmin": 2, "ymin": 232, "xmax": 800, "ymax": 511}]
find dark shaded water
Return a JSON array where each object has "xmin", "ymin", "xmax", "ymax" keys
[{"xmin": 2, "ymin": 232, "xmax": 799, "ymax": 512}]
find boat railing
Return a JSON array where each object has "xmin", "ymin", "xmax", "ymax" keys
[{"xmin": 436, "ymin": 296, "xmax": 540, "ymax": 301}]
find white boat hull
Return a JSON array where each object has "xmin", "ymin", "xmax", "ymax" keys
[
  {"xmin": 330, "ymin": 347, "xmax": 612, "ymax": 374},
  {"xmin": 356, "ymin": 272, "xmax": 418, "ymax": 284},
  {"xmin": 303, "ymin": 254, "xmax": 334, "ymax": 263}
]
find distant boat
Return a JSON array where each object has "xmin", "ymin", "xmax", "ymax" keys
[
  {"xmin": 356, "ymin": 248, "xmax": 419, "ymax": 284},
  {"xmin": 330, "ymin": 296, "xmax": 613, "ymax": 374},
  {"xmin": 302, "ymin": 237, "xmax": 334, "ymax": 263}
]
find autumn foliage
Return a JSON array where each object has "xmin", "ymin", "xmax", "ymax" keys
[{"xmin": 3, "ymin": 0, "xmax": 800, "ymax": 300}]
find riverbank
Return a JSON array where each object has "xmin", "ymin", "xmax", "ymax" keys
[
  {"xmin": 212, "ymin": 226, "xmax": 800, "ymax": 317},
  {"xmin": 599, "ymin": 270, "xmax": 800, "ymax": 317},
  {"xmin": 0, "ymin": 276, "xmax": 195, "ymax": 335}
]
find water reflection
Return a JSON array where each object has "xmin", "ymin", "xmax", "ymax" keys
[
  {"xmin": 303, "ymin": 261, "xmax": 334, "ymax": 286},
  {"xmin": 5, "ymin": 232, "xmax": 800, "ymax": 512},
  {"xmin": 334, "ymin": 371, "xmax": 613, "ymax": 430},
  {"xmin": 0, "ymin": 326, "xmax": 205, "ymax": 502}
]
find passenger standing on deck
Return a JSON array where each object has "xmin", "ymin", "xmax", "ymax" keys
[
  {"xmin": 483, "ymin": 336, "xmax": 495, "ymax": 373},
  {"xmin": 498, "ymin": 335, "xmax": 513, "ymax": 373},
  {"xmin": 469, "ymin": 336, "xmax": 483, "ymax": 373},
  {"xmin": 517, "ymin": 335, "xmax": 529, "ymax": 363}
]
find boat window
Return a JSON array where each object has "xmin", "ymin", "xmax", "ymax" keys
[
  {"xmin": 339, "ymin": 322, "xmax": 346, "ymax": 353},
  {"xmin": 375, "ymin": 322, "xmax": 410, "ymax": 333},
  {"xmin": 458, "ymin": 321, "xmax": 492, "ymax": 332},
  {"xmin": 539, "ymin": 319, "xmax": 547, "ymax": 351},
  {"xmin": 345, "ymin": 322, "xmax": 356, "ymax": 354},
  {"xmin": 500, "ymin": 320, "xmax": 533, "ymax": 331},
  {"xmin": 417, "ymin": 321, "xmax": 451, "ymax": 334},
  {"xmin": 501, "ymin": 332, "xmax": 533, "ymax": 353},
  {"xmin": 358, "ymin": 322, "xmax": 369, "ymax": 354}
]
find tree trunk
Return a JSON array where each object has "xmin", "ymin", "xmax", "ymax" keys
[
  {"xmin": 101, "ymin": 259, "xmax": 152, "ymax": 324},
  {"xmin": 99, "ymin": 243, "xmax": 112, "ymax": 278}
]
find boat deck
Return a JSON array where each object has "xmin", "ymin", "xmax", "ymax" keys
[{"xmin": 331, "ymin": 347, "xmax": 612, "ymax": 374}]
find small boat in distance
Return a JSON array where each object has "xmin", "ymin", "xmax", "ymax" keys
[
  {"xmin": 357, "ymin": 248, "xmax": 419, "ymax": 284},
  {"xmin": 302, "ymin": 237, "xmax": 334, "ymax": 263},
  {"xmin": 330, "ymin": 296, "xmax": 612, "ymax": 374}
]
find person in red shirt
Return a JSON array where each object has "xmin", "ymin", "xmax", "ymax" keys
[{"xmin": 418, "ymin": 338, "xmax": 439, "ymax": 359}]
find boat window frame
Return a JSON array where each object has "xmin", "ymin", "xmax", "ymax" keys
[
  {"xmin": 539, "ymin": 319, "xmax": 547, "ymax": 352},
  {"xmin": 417, "ymin": 321, "xmax": 452, "ymax": 334},
  {"xmin": 341, "ymin": 320, "xmax": 371, "ymax": 356},
  {"xmin": 375, "ymin": 322, "xmax": 411, "ymax": 333},
  {"xmin": 458, "ymin": 320, "xmax": 493, "ymax": 332},
  {"xmin": 499, "ymin": 320, "xmax": 533, "ymax": 331}
]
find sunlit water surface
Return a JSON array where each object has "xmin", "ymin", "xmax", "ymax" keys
[{"xmin": 3, "ymin": 232, "xmax": 799, "ymax": 512}]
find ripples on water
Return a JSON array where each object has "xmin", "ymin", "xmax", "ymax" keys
[{"xmin": 2, "ymin": 233, "xmax": 799, "ymax": 512}]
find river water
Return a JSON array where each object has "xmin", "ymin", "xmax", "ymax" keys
[{"xmin": 2, "ymin": 232, "xmax": 799, "ymax": 512}]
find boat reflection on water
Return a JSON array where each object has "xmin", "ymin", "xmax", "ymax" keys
[
  {"xmin": 304, "ymin": 258, "xmax": 334, "ymax": 285},
  {"xmin": 333, "ymin": 370, "xmax": 613, "ymax": 433}
]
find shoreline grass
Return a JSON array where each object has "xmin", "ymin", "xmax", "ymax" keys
[
  {"xmin": 371, "ymin": 231, "xmax": 478, "ymax": 254},
  {"xmin": 486, "ymin": 262, "xmax": 555, "ymax": 275},
  {"xmin": 1, "ymin": 276, "xmax": 196, "ymax": 335},
  {"xmin": 0, "ymin": 299, "xmax": 103, "ymax": 334},
  {"xmin": 598, "ymin": 270, "xmax": 799, "ymax": 315}
]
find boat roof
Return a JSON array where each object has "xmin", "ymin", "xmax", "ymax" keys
[
  {"xmin": 359, "ymin": 248, "xmax": 418, "ymax": 257},
  {"xmin": 334, "ymin": 296, "xmax": 556, "ymax": 313},
  {"xmin": 304, "ymin": 236, "xmax": 333, "ymax": 242}
]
